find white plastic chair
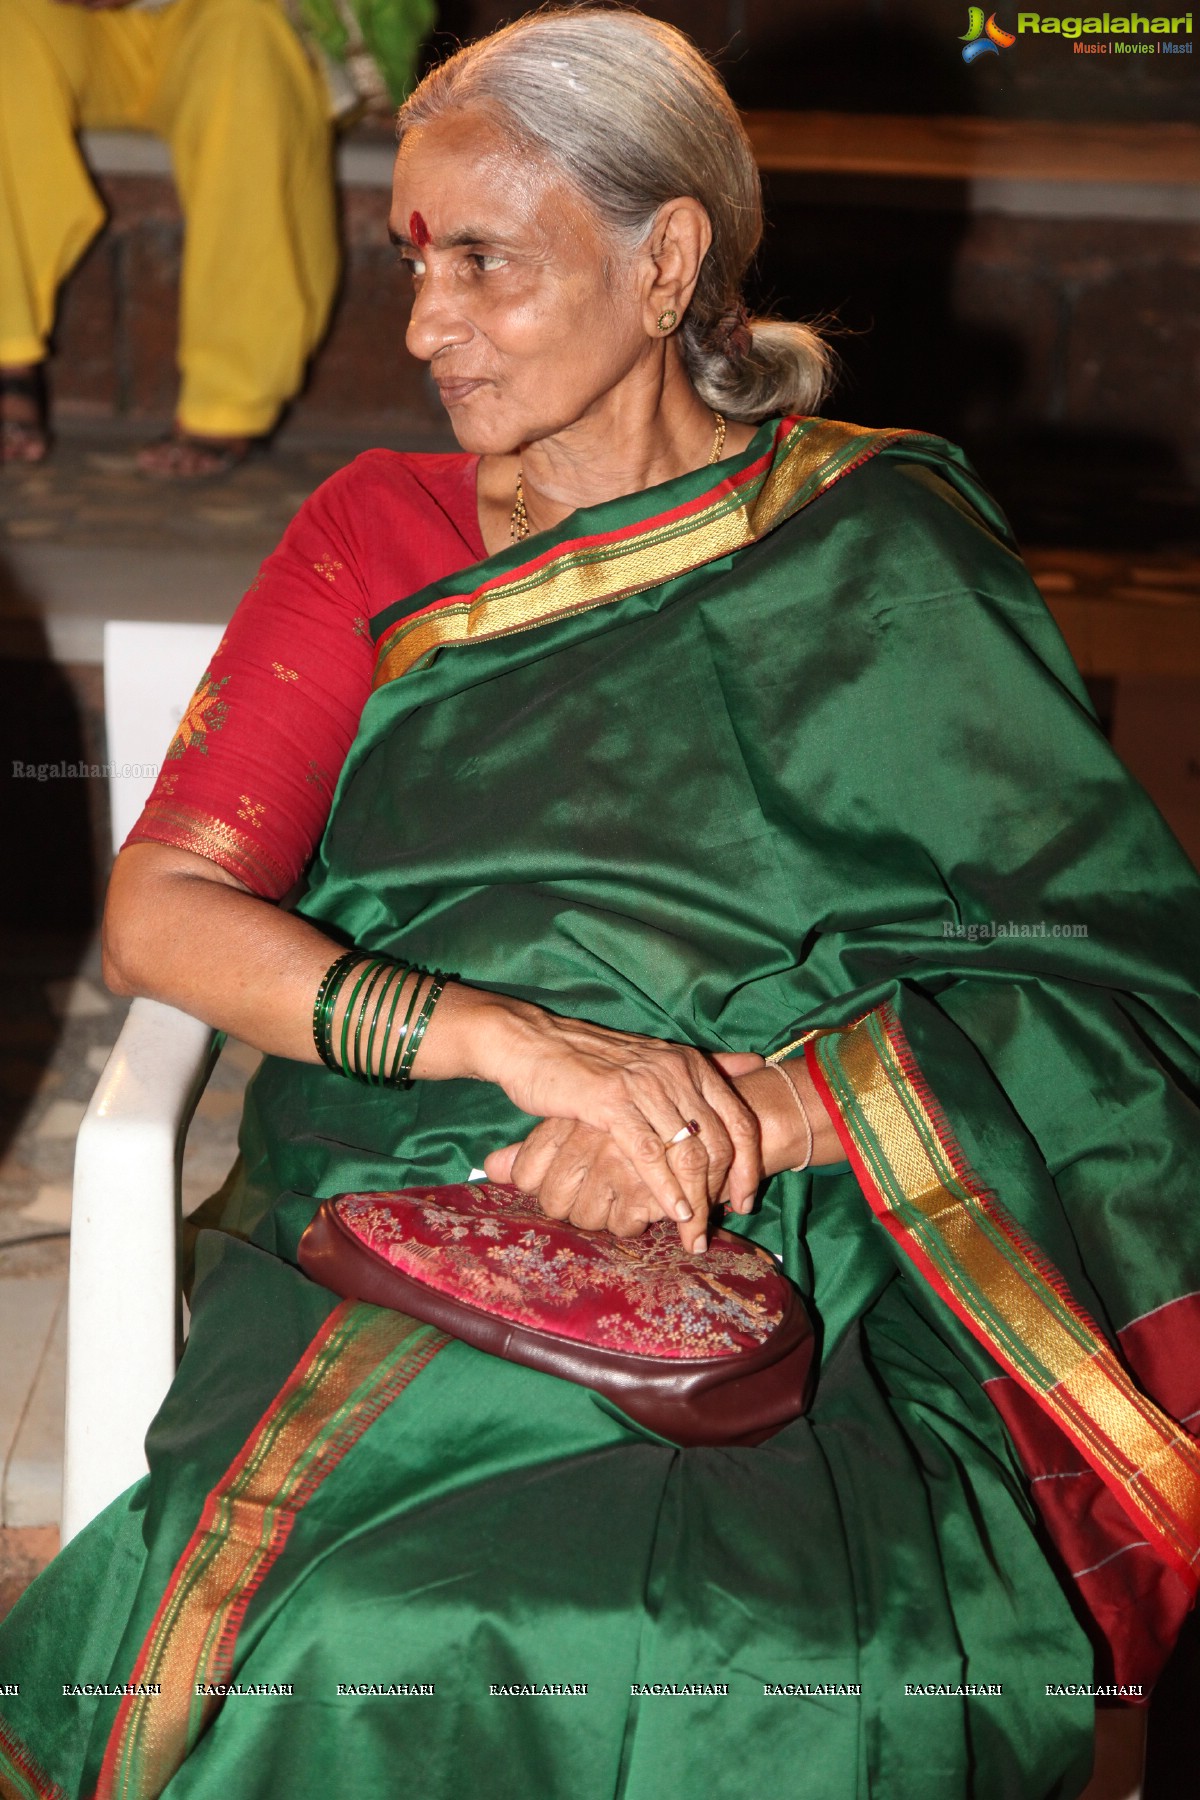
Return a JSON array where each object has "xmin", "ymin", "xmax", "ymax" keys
[{"xmin": 62, "ymin": 623, "xmax": 224, "ymax": 1544}]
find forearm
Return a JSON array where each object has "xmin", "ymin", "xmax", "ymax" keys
[
  {"xmin": 101, "ymin": 843, "xmax": 511, "ymax": 1075},
  {"xmin": 103, "ymin": 845, "xmax": 791, "ymax": 1231}
]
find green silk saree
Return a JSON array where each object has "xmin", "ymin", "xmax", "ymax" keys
[{"xmin": 3, "ymin": 414, "xmax": 1200, "ymax": 1800}]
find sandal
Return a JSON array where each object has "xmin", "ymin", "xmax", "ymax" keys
[
  {"xmin": 135, "ymin": 429, "xmax": 255, "ymax": 481},
  {"xmin": 0, "ymin": 367, "xmax": 50, "ymax": 466}
]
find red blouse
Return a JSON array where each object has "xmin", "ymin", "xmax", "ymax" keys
[{"xmin": 125, "ymin": 450, "xmax": 486, "ymax": 898}]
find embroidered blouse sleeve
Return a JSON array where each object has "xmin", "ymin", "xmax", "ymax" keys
[{"xmin": 123, "ymin": 468, "xmax": 378, "ymax": 899}]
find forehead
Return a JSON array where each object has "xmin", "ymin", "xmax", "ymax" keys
[{"xmin": 389, "ymin": 107, "xmax": 591, "ymax": 245}]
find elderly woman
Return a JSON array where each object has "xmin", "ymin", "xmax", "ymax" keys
[{"xmin": 2, "ymin": 10, "xmax": 1199, "ymax": 1799}]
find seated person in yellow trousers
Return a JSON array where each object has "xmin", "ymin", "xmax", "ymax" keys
[{"xmin": 0, "ymin": 0, "xmax": 339, "ymax": 476}]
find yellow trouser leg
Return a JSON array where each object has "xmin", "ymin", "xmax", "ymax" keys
[
  {"xmin": 0, "ymin": 0, "xmax": 155, "ymax": 366},
  {"xmin": 146, "ymin": 0, "xmax": 340, "ymax": 437}
]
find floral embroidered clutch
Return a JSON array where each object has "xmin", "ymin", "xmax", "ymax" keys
[{"xmin": 298, "ymin": 1182, "xmax": 814, "ymax": 1446}]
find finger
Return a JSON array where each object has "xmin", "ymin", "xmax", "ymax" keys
[
  {"xmin": 667, "ymin": 1185, "xmax": 710, "ymax": 1255},
  {"xmin": 664, "ymin": 1126, "xmax": 715, "ymax": 1236},
  {"xmin": 711, "ymin": 1050, "xmax": 765, "ymax": 1077},
  {"xmin": 534, "ymin": 1144, "xmax": 596, "ymax": 1220},
  {"xmin": 563, "ymin": 1138, "xmax": 638, "ymax": 1234},
  {"xmin": 632, "ymin": 1046, "xmax": 768, "ymax": 1209},
  {"xmin": 481, "ymin": 1142, "xmax": 521, "ymax": 1183},
  {"xmin": 566, "ymin": 1172, "xmax": 620, "ymax": 1233},
  {"xmin": 602, "ymin": 1099, "xmax": 697, "ymax": 1227},
  {"xmin": 581, "ymin": 1161, "xmax": 692, "ymax": 1247},
  {"xmin": 607, "ymin": 1100, "xmax": 714, "ymax": 1251},
  {"xmin": 607, "ymin": 1196, "xmax": 653, "ymax": 1238},
  {"xmin": 502, "ymin": 1118, "xmax": 576, "ymax": 1201},
  {"xmin": 569, "ymin": 1134, "xmax": 709, "ymax": 1254},
  {"xmin": 689, "ymin": 1062, "xmax": 764, "ymax": 1214},
  {"xmin": 619, "ymin": 1063, "xmax": 733, "ymax": 1205},
  {"xmin": 567, "ymin": 1135, "xmax": 665, "ymax": 1237}
]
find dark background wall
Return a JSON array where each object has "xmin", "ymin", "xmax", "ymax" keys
[{"xmin": 426, "ymin": 0, "xmax": 1200, "ymax": 119}]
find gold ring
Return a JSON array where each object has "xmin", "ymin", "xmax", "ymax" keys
[{"xmin": 666, "ymin": 1120, "xmax": 701, "ymax": 1146}]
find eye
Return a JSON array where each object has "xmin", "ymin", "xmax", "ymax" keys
[
  {"xmin": 397, "ymin": 253, "xmax": 425, "ymax": 278},
  {"xmin": 472, "ymin": 254, "xmax": 508, "ymax": 272}
]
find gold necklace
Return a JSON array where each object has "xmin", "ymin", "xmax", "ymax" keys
[{"xmin": 510, "ymin": 410, "xmax": 727, "ymax": 544}]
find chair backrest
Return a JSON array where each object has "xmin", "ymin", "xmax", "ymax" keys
[{"xmin": 103, "ymin": 620, "xmax": 225, "ymax": 854}]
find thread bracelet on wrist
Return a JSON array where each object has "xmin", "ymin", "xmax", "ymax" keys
[{"xmin": 764, "ymin": 1059, "xmax": 814, "ymax": 1172}]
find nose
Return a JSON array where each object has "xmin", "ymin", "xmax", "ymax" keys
[{"xmin": 406, "ymin": 268, "xmax": 472, "ymax": 364}]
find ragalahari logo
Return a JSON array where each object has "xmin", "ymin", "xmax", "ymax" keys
[{"xmin": 961, "ymin": 7, "xmax": 1018, "ymax": 57}]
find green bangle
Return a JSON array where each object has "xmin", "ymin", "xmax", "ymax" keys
[
  {"xmin": 312, "ymin": 950, "xmax": 360, "ymax": 1072},
  {"xmin": 352, "ymin": 959, "xmax": 391, "ymax": 1079},
  {"xmin": 375, "ymin": 962, "xmax": 411, "ymax": 1082},
  {"xmin": 312, "ymin": 949, "xmax": 447, "ymax": 1088},
  {"xmin": 338, "ymin": 957, "xmax": 386, "ymax": 1078},
  {"xmin": 397, "ymin": 971, "xmax": 447, "ymax": 1089},
  {"xmin": 365, "ymin": 961, "xmax": 409, "ymax": 1085},
  {"xmin": 386, "ymin": 966, "xmax": 427, "ymax": 1087}
]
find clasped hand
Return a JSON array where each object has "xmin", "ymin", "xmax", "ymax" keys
[{"xmin": 472, "ymin": 997, "xmax": 767, "ymax": 1255}]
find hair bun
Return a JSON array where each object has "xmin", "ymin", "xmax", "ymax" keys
[{"xmin": 712, "ymin": 302, "xmax": 753, "ymax": 364}]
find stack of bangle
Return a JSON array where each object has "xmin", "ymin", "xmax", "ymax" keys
[{"xmin": 312, "ymin": 950, "xmax": 450, "ymax": 1089}]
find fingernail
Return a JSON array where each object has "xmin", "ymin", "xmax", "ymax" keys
[
  {"xmin": 737, "ymin": 1195, "xmax": 755, "ymax": 1213},
  {"xmin": 675, "ymin": 1202, "xmax": 693, "ymax": 1222},
  {"xmin": 692, "ymin": 1235, "xmax": 707, "ymax": 1256}
]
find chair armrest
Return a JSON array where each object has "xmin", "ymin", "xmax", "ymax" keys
[{"xmin": 63, "ymin": 998, "xmax": 220, "ymax": 1543}]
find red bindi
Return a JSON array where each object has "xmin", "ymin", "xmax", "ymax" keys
[{"xmin": 409, "ymin": 211, "xmax": 431, "ymax": 249}]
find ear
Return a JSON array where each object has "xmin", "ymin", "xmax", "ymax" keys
[{"xmin": 638, "ymin": 197, "xmax": 713, "ymax": 338}]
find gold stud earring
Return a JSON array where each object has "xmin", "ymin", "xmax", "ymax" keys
[{"xmin": 656, "ymin": 308, "xmax": 678, "ymax": 333}]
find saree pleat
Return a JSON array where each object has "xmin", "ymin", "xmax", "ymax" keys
[{"xmin": 2, "ymin": 414, "xmax": 1197, "ymax": 1798}]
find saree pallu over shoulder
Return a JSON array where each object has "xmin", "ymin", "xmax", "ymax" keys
[
  {"xmin": 371, "ymin": 415, "xmax": 947, "ymax": 688},
  {"xmin": 802, "ymin": 1008, "xmax": 1200, "ymax": 1582}
]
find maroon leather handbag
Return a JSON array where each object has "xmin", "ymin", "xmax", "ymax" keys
[{"xmin": 298, "ymin": 1181, "xmax": 813, "ymax": 1447}]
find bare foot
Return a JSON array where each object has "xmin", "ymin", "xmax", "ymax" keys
[
  {"xmin": 0, "ymin": 366, "xmax": 49, "ymax": 466},
  {"xmin": 136, "ymin": 430, "xmax": 253, "ymax": 480}
]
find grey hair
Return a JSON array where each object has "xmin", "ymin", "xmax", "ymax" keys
[{"xmin": 396, "ymin": 7, "xmax": 833, "ymax": 422}]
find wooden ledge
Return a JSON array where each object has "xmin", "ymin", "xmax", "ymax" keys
[
  {"xmin": 85, "ymin": 112, "xmax": 1200, "ymax": 191},
  {"xmin": 743, "ymin": 112, "xmax": 1200, "ymax": 188},
  {"xmin": 1028, "ymin": 549, "xmax": 1200, "ymax": 678}
]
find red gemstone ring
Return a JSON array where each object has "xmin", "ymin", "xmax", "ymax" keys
[{"xmin": 666, "ymin": 1120, "xmax": 702, "ymax": 1146}]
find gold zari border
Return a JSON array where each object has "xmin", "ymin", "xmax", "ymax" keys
[
  {"xmin": 815, "ymin": 1010, "xmax": 1200, "ymax": 1576},
  {"xmin": 97, "ymin": 1305, "xmax": 446, "ymax": 1800},
  {"xmin": 127, "ymin": 801, "xmax": 289, "ymax": 899},
  {"xmin": 0, "ymin": 1723, "xmax": 64, "ymax": 1800},
  {"xmin": 375, "ymin": 418, "xmax": 918, "ymax": 689}
]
